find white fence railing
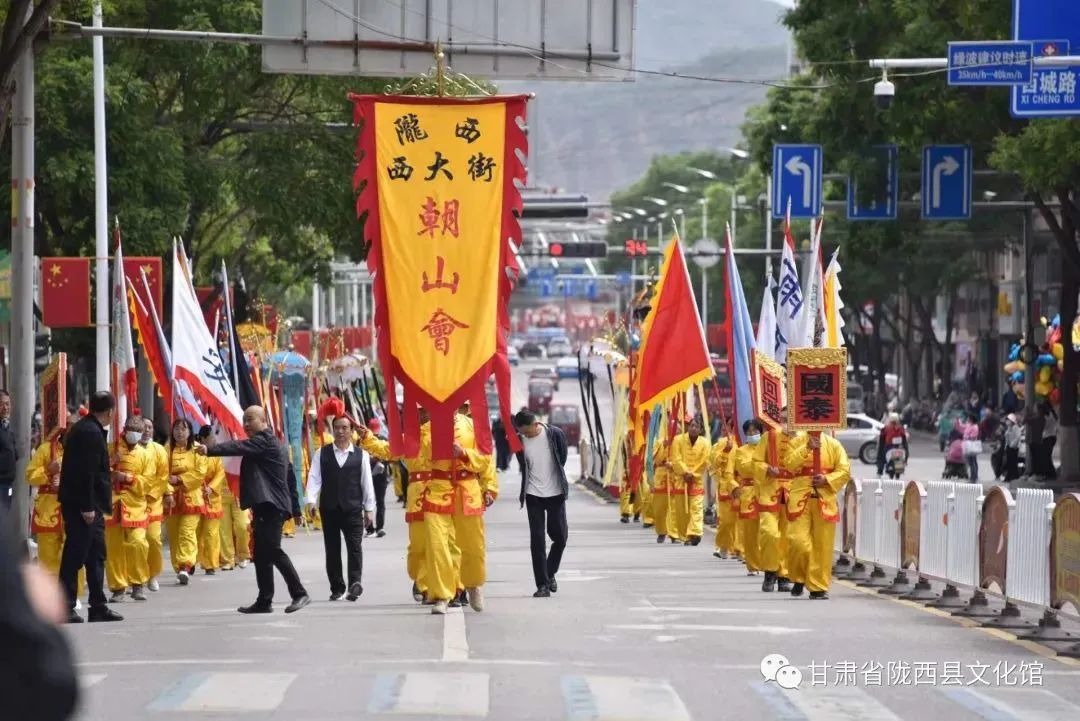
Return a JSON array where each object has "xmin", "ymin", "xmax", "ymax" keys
[
  {"xmin": 919, "ymin": 481, "xmax": 951, "ymax": 581},
  {"xmin": 854, "ymin": 479, "xmax": 881, "ymax": 570},
  {"xmin": 1006, "ymin": 488, "xmax": 1054, "ymax": 607},
  {"xmin": 947, "ymin": 483, "xmax": 983, "ymax": 589},
  {"xmin": 877, "ymin": 480, "xmax": 905, "ymax": 569}
]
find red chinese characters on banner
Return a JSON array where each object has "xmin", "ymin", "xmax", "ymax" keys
[
  {"xmin": 786, "ymin": 348, "xmax": 848, "ymax": 432},
  {"xmin": 752, "ymin": 350, "xmax": 786, "ymax": 431},
  {"xmin": 421, "ymin": 308, "xmax": 469, "ymax": 356}
]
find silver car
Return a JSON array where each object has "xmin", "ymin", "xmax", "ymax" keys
[{"xmin": 835, "ymin": 413, "xmax": 883, "ymax": 465}]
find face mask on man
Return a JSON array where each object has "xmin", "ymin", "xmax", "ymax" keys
[
  {"xmin": 745, "ymin": 433, "xmax": 762, "ymax": 446},
  {"xmin": 124, "ymin": 430, "xmax": 143, "ymax": 446}
]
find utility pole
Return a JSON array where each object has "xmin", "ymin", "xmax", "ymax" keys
[
  {"xmin": 8, "ymin": 6, "xmax": 34, "ymax": 544},
  {"xmin": 1022, "ymin": 209, "xmax": 1037, "ymax": 474},
  {"xmin": 93, "ymin": 1, "xmax": 110, "ymax": 392}
]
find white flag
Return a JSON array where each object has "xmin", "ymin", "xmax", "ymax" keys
[
  {"xmin": 171, "ymin": 239, "xmax": 245, "ymax": 437},
  {"xmin": 796, "ymin": 217, "xmax": 826, "ymax": 348},
  {"xmin": 111, "ymin": 226, "xmax": 137, "ymax": 437},
  {"xmin": 775, "ymin": 205, "xmax": 802, "ymax": 363},
  {"xmin": 756, "ymin": 274, "xmax": 779, "ymax": 361}
]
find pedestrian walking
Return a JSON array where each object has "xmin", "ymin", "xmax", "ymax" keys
[
  {"xmin": 962, "ymin": 412, "xmax": 982, "ymax": 482},
  {"xmin": 366, "ymin": 417, "xmax": 389, "ymax": 538},
  {"xmin": 305, "ymin": 416, "xmax": 375, "ymax": 601},
  {"xmin": 0, "ymin": 390, "xmax": 15, "ymax": 510},
  {"xmin": 203, "ymin": 406, "xmax": 310, "ymax": 614},
  {"xmin": 514, "ymin": 410, "xmax": 569, "ymax": 598},
  {"xmin": 1003, "ymin": 413, "xmax": 1023, "ymax": 481},
  {"xmin": 58, "ymin": 391, "xmax": 122, "ymax": 623}
]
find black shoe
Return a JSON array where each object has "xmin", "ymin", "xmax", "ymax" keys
[
  {"xmin": 533, "ymin": 586, "xmax": 551, "ymax": 598},
  {"xmin": 285, "ymin": 595, "xmax": 311, "ymax": 613},
  {"xmin": 670, "ymin": 537, "xmax": 680, "ymax": 544},
  {"xmin": 549, "ymin": 578, "xmax": 558, "ymax": 593},
  {"xmin": 346, "ymin": 582, "xmax": 363, "ymax": 602},
  {"xmin": 689, "ymin": 536, "xmax": 701, "ymax": 546},
  {"xmin": 412, "ymin": 583, "xmax": 424, "ymax": 603},
  {"xmin": 683, "ymin": 540, "xmax": 692, "ymax": 546},
  {"xmin": 808, "ymin": 590, "xmax": 829, "ymax": 600},
  {"xmin": 762, "ymin": 572, "xmax": 777, "ymax": 592},
  {"xmin": 656, "ymin": 534, "xmax": 666, "ymax": 544},
  {"xmin": 238, "ymin": 602, "xmax": 273, "ymax": 614},
  {"xmin": 329, "ymin": 592, "xmax": 345, "ymax": 601},
  {"xmin": 777, "ymin": 578, "xmax": 792, "ymax": 593},
  {"xmin": 643, "ymin": 523, "xmax": 654, "ymax": 529},
  {"xmin": 376, "ymin": 530, "xmax": 386, "ymax": 538},
  {"xmin": 620, "ymin": 515, "xmax": 630, "ymax": 524},
  {"xmin": 633, "ymin": 514, "xmax": 640, "ymax": 522},
  {"xmin": 790, "ymin": 583, "xmax": 805, "ymax": 597},
  {"xmin": 204, "ymin": 568, "xmax": 216, "ymax": 576},
  {"xmin": 66, "ymin": 610, "xmax": 84, "ymax": 624},
  {"xmin": 88, "ymin": 607, "xmax": 124, "ymax": 622},
  {"xmin": 449, "ymin": 591, "xmax": 465, "ymax": 608}
]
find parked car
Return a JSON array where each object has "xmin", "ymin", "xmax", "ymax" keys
[
  {"xmin": 547, "ymin": 337, "xmax": 573, "ymax": 358},
  {"xmin": 507, "ymin": 345, "xmax": 520, "ymax": 366},
  {"xmin": 548, "ymin": 403, "xmax": 580, "ymax": 447},
  {"xmin": 835, "ymin": 413, "xmax": 884, "ymax": 465},
  {"xmin": 556, "ymin": 357, "xmax": 579, "ymax": 379},
  {"xmin": 528, "ymin": 379, "xmax": 555, "ymax": 414},
  {"xmin": 520, "ymin": 342, "xmax": 546, "ymax": 360},
  {"xmin": 529, "ymin": 365, "xmax": 560, "ymax": 391}
]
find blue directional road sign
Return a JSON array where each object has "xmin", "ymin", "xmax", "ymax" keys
[
  {"xmin": 772, "ymin": 144, "xmax": 823, "ymax": 219},
  {"xmin": 846, "ymin": 145, "xmax": 899, "ymax": 221},
  {"xmin": 615, "ymin": 271, "xmax": 631, "ymax": 286},
  {"xmin": 1011, "ymin": 0, "xmax": 1080, "ymax": 117},
  {"xmin": 947, "ymin": 41, "xmax": 1033, "ymax": 86},
  {"xmin": 921, "ymin": 145, "xmax": 973, "ymax": 221}
]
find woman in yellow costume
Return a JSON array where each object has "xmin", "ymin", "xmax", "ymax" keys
[
  {"xmin": 197, "ymin": 427, "xmax": 227, "ymax": 574},
  {"xmin": 26, "ymin": 412, "xmax": 84, "ymax": 596},
  {"xmin": 165, "ymin": 418, "xmax": 207, "ymax": 585},
  {"xmin": 105, "ymin": 415, "xmax": 152, "ymax": 602}
]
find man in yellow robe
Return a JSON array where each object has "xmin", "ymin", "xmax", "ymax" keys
[
  {"xmin": 733, "ymin": 419, "xmax": 764, "ymax": 575},
  {"xmin": 782, "ymin": 432, "xmax": 851, "ymax": 599},
  {"xmin": 105, "ymin": 416, "xmax": 152, "ymax": 602},
  {"xmin": 709, "ymin": 428, "xmax": 739, "ymax": 559},
  {"xmin": 649, "ymin": 436, "xmax": 676, "ymax": 543},
  {"xmin": 752, "ymin": 428, "xmax": 797, "ymax": 592},
  {"xmin": 669, "ymin": 417, "xmax": 711, "ymax": 546}
]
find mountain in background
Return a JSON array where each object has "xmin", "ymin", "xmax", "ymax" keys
[{"xmin": 503, "ymin": 0, "xmax": 790, "ymax": 200}]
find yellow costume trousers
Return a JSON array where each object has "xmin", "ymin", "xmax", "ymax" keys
[
  {"xmin": 424, "ymin": 512, "xmax": 485, "ymax": 602},
  {"xmin": 740, "ymin": 516, "xmax": 761, "ymax": 571},
  {"xmin": 787, "ymin": 503, "xmax": 837, "ymax": 592},
  {"xmin": 282, "ymin": 517, "xmax": 296, "ymax": 536},
  {"xmin": 757, "ymin": 510, "xmax": 783, "ymax": 573},
  {"xmin": 670, "ymin": 494, "xmax": 690, "ymax": 541},
  {"xmin": 637, "ymin": 485, "xmax": 654, "ymax": 525},
  {"xmin": 408, "ymin": 518, "xmax": 428, "ymax": 593},
  {"xmin": 619, "ymin": 485, "xmax": 633, "ymax": 517},
  {"xmin": 38, "ymin": 531, "xmax": 86, "ymax": 594},
  {"xmin": 147, "ymin": 520, "xmax": 164, "ymax": 579},
  {"xmin": 166, "ymin": 514, "xmax": 200, "ymax": 573},
  {"xmin": 198, "ymin": 517, "xmax": 222, "ymax": 570},
  {"xmin": 714, "ymin": 504, "xmax": 737, "ymax": 552},
  {"xmin": 219, "ymin": 496, "xmax": 250, "ymax": 566},
  {"xmin": 731, "ymin": 510, "xmax": 745, "ymax": 556},
  {"xmin": 105, "ymin": 525, "xmax": 149, "ymax": 590},
  {"xmin": 778, "ymin": 512, "xmax": 790, "ymax": 578},
  {"xmin": 687, "ymin": 494, "xmax": 705, "ymax": 538},
  {"xmin": 651, "ymin": 493, "xmax": 670, "ymax": 537}
]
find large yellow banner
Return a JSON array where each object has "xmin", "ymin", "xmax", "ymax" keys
[{"xmin": 351, "ymin": 94, "xmax": 528, "ymax": 458}]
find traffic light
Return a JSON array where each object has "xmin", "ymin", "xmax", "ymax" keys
[
  {"xmin": 548, "ymin": 241, "xmax": 608, "ymax": 259},
  {"xmin": 34, "ymin": 331, "xmax": 51, "ymax": 374},
  {"xmin": 624, "ymin": 240, "xmax": 649, "ymax": 257}
]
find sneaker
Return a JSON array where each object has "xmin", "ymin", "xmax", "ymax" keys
[
  {"xmin": 75, "ymin": 599, "xmax": 83, "ymax": 611},
  {"xmin": 376, "ymin": 530, "xmax": 386, "ymax": 538},
  {"xmin": 346, "ymin": 582, "xmax": 363, "ymax": 602},
  {"xmin": 88, "ymin": 607, "xmax": 124, "ymax": 622},
  {"xmin": 221, "ymin": 564, "xmax": 234, "ymax": 571},
  {"xmin": 147, "ymin": 579, "xmax": 160, "ymax": 592},
  {"xmin": 109, "ymin": 589, "xmax": 127, "ymax": 603},
  {"xmin": 656, "ymin": 534, "xmax": 666, "ymax": 544},
  {"xmin": 790, "ymin": 583, "xmax": 805, "ymax": 597},
  {"xmin": 632, "ymin": 514, "xmax": 640, "ymax": 522},
  {"xmin": 329, "ymin": 591, "xmax": 344, "ymax": 601},
  {"xmin": 285, "ymin": 595, "xmax": 311, "ymax": 614},
  {"xmin": 66, "ymin": 610, "xmax": 84, "ymax": 624},
  {"xmin": 412, "ymin": 583, "xmax": 424, "ymax": 603},
  {"xmin": 619, "ymin": 515, "xmax": 630, "ymax": 524},
  {"xmin": 237, "ymin": 602, "xmax": 273, "ymax": 614},
  {"xmin": 548, "ymin": 578, "xmax": 558, "ymax": 593},
  {"xmin": 642, "ymin": 523, "xmax": 654, "ymax": 529},
  {"xmin": 776, "ymin": 577, "xmax": 792, "ymax": 593},
  {"xmin": 204, "ymin": 568, "xmax": 216, "ymax": 576},
  {"xmin": 808, "ymin": 590, "xmax": 829, "ymax": 600},
  {"xmin": 177, "ymin": 570, "xmax": 190, "ymax": 586},
  {"xmin": 431, "ymin": 600, "xmax": 448, "ymax": 615},
  {"xmin": 467, "ymin": 586, "xmax": 485, "ymax": 612},
  {"xmin": 761, "ymin": 572, "xmax": 777, "ymax": 593},
  {"xmin": 238, "ymin": 560, "xmax": 249, "ymax": 569},
  {"xmin": 713, "ymin": 550, "xmax": 724, "ymax": 559},
  {"xmin": 131, "ymin": 585, "xmax": 148, "ymax": 601},
  {"xmin": 533, "ymin": 586, "xmax": 551, "ymax": 598},
  {"xmin": 670, "ymin": 537, "xmax": 680, "ymax": 544}
]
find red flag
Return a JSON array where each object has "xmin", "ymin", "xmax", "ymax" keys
[
  {"xmin": 40, "ymin": 258, "xmax": 92, "ymax": 328},
  {"xmin": 127, "ymin": 278, "xmax": 172, "ymax": 412},
  {"xmin": 122, "ymin": 256, "xmax": 163, "ymax": 315}
]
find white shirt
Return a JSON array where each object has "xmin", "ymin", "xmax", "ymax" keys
[
  {"xmin": 523, "ymin": 430, "xmax": 560, "ymax": 498},
  {"xmin": 305, "ymin": 443, "xmax": 375, "ymax": 512}
]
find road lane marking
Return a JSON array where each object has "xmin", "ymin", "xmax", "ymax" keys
[
  {"xmin": 442, "ymin": 606, "xmax": 469, "ymax": 662},
  {"xmin": 79, "ymin": 659, "xmax": 255, "ymax": 667},
  {"xmin": 147, "ymin": 672, "xmax": 296, "ymax": 712},
  {"xmin": 629, "ymin": 606, "xmax": 785, "ymax": 615},
  {"xmin": 753, "ymin": 682, "xmax": 901, "ymax": 720},
  {"xmin": 941, "ymin": 687, "xmax": 1080, "ymax": 721},
  {"xmin": 610, "ymin": 623, "xmax": 809, "ymax": 636},
  {"xmin": 562, "ymin": 675, "xmax": 691, "ymax": 721},
  {"xmin": 369, "ymin": 672, "xmax": 489, "ymax": 716},
  {"xmin": 80, "ymin": 674, "xmax": 107, "ymax": 688}
]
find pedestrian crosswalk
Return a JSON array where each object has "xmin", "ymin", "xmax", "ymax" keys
[{"xmin": 76, "ymin": 668, "xmax": 1080, "ymax": 719}]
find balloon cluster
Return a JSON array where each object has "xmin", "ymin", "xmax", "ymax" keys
[{"xmin": 1003, "ymin": 314, "xmax": 1080, "ymax": 406}]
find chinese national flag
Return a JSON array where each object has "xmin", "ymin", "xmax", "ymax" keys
[
  {"xmin": 40, "ymin": 258, "xmax": 92, "ymax": 328},
  {"xmin": 122, "ymin": 256, "xmax": 163, "ymax": 314}
]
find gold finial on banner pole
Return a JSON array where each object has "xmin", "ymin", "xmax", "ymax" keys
[{"xmin": 435, "ymin": 41, "xmax": 446, "ymax": 97}]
